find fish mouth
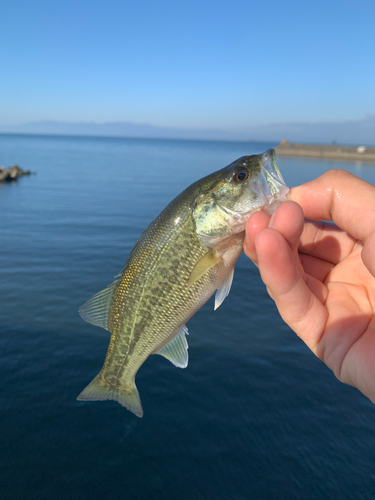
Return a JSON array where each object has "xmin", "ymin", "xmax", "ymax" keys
[{"xmin": 256, "ymin": 149, "xmax": 289, "ymax": 215}]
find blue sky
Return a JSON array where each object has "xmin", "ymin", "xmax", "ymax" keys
[{"xmin": 1, "ymin": 0, "xmax": 374, "ymax": 131}]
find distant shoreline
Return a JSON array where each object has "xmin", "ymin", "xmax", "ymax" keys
[{"xmin": 275, "ymin": 141, "xmax": 375, "ymax": 163}]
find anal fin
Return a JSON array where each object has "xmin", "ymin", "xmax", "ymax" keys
[{"xmin": 155, "ymin": 326, "xmax": 189, "ymax": 368}]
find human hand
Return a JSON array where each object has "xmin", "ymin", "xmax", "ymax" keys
[{"xmin": 244, "ymin": 170, "xmax": 375, "ymax": 403}]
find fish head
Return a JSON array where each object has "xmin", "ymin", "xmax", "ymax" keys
[{"xmin": 193, "ymin": 149, "xmax": 289, "ymax": 245}]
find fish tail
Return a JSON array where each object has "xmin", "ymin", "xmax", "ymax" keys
[{"xmin": 77, "ymin": 374, "xmax": 143, "ymax": 418}]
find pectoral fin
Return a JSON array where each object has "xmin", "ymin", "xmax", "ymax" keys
[
  {"xmin": 155, "ymin": 326, "xmax": 189, "ymax": 368},
  {"xmin": 188, "ymin": 249, "xmax": 222, "ymax": 287},
  {"xmin": 214, "ymin": 267, "xmax": 234, "ymax": 310}
]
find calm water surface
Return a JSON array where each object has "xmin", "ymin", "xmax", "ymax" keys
[{"xmin": 1, "ymin": 134, "xmax": 375, "ymax": 499}]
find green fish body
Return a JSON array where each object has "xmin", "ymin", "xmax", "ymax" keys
[{"xmin": 78, "ymin": 149, "xmax": 288, "ymax": 417}]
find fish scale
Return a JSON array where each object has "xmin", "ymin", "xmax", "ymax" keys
[{"xmin": 77, "ymin": 149, "xmax": 289, "ymax": 417}]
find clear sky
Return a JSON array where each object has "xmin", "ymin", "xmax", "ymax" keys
[{"xmin": 1, "ymin": 0, "xmax": 374, "ymax": 130}]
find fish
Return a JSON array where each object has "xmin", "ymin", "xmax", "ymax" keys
[{"xmin": 77, "ymin": 149, "xmax": 289, "ymax": 417}]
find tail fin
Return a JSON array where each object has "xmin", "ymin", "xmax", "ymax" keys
[{"xmin": 77, "ymin": 374, "xmax": 143, "ymax": 418}]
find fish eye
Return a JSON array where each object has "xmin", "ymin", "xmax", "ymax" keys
[{"xmin": 232, "ymin": 168, "xmax": 249, "ymax": 182}]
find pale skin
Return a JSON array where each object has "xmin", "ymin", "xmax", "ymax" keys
[{"xmin": 244, "ymin": 169, "xmax": 375, "ymax": 404}]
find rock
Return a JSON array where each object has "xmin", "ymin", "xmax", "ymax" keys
[{"xmin": 0, "ymin": 164, "xmax": 32, "ymax": 182}]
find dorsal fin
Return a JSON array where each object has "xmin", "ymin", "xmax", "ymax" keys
[
  {"xmin": 79, "ymin": 281, "xmax": 118, "ymax": 330},
  {"xmin": 155, "ymin": 326, "xmax": 189, "ymax": 368}
]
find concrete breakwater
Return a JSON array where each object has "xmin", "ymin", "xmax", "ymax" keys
[
  {"xmin": 0, "ymin": 165, "xmax": 31, "ymax": 182},
  {"xmin": 275, "ymin": 140, "xmax": 375, "ymax": 163}
]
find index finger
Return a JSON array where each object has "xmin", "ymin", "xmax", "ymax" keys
[{"xmin": 290, "ymin": 170, "xmax": 375, "ymax": 243}]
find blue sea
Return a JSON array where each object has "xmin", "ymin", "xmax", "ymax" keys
[{"xmin": 1, "ymin": 133, "xmax": 375, "ymax": 500}]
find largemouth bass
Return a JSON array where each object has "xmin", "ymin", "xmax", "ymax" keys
[{"xmin": 78, "ymin": 149, "xmax": 288, "ymax": 417}]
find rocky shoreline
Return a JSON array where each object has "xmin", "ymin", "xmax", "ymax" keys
[
  {"xmin": 0, "ymin": 165, "xmax": 32, "ymax": 182},
  {"xmin": 275, "ymin": 140, "xmax": 375, "ymax": 163}
]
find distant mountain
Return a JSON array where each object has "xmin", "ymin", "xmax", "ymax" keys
[
  {"xmin": 0, "ymin": 121, "xmax": 245, "ymax": 141},
  {"xmin": 1, "ymin": 115, "xmax": 374, "ymax": 145}
]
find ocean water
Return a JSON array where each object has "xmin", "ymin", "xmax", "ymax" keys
[{"xmin": 1, "ymin": 133, "xmax": 375, "ymax": 500}]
